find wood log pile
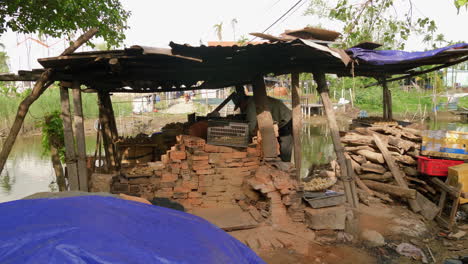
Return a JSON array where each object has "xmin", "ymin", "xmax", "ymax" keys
[{"xmin": 340, "ymin": 124, "xmax": 430, "ymax": 205}]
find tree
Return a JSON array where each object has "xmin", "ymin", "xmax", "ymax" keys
[
  {"xmin": 0, "ymin": 43, "xmax": 8, "ymax": 73},
  {"xmin": 455, "ymin": 0, "xmax": 468, "ymax": 12},
  {"xmin": 305, "ymin": 0, "xmax": 438, "ymax": 49},
  {"xmin": 231, "ymin": 18, "xmax": 238, "ymax": 41},
  {"xmin": 213, "ymin": 22, "xmax": 223, "ymax": 41},
  {"xmin": 0, "ymin": 1, "xmax": 130, "ymax": 47}
]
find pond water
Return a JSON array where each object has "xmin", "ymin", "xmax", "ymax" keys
[
  {"xmin": 1, "ymin": 119, "xmax": 466, "ymax": 203},
  {"xmin": 0, "ymin": 136, "xmax": 97, "ymax": 203}
]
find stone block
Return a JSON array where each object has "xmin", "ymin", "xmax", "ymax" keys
[
  {"xmin": 304, "ymin": 206, "xmax": 346, "ymax": 230},
  {"xmin": 217, "ymin": 146, "xmax": 235, "ymax": 153}
]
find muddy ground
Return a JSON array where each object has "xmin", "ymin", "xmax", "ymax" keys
[{"xmin": 256, "ymin": 201, "xmax": 468, "ymax": 264}]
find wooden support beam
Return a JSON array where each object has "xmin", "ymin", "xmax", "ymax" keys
[
  {"xmin": 98, "ymin": 92, "xmax": 118, "ymax": 171},
  {"xmin": 372, "ymin": 134, "xmax": 421, "ymax": 212},
  {"xmin": 291, "ymin": 73, "xmax": 302, "ymax": 180},
  {"xmin": 72, "ymin": 82, "xmax": 88, "ymax": 191},
  {"xmin": 60, "ymin": 85, "xmax": 79, "ymax": 190},
  {"xmin": 211, "ymin": 92, "xmax": 235, "ymax": 114},
  {"xmin": 382, "ymin": 79, "xmax": 392, "ymax": 120},
  {"xmin": 252, "ymin": 77, "xmax": 277, "ymax": 158},
  {"xmin": 0, "ymin": 28, "xmax": 98, "ymax": 177},
  {"xmin": 313, "ymin": 72, "xmax": 357, "ymax": 208}
]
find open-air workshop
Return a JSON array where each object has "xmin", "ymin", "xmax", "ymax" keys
[{"xmin": 1, "ymin": 26, "xmax": 468, "ymax": 263}]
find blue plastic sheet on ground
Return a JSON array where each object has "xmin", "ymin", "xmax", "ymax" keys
[
  {"xmin": 0, "ymin": 196, "xmax": 265, "ymax": 264},
  {"xmin": 347, "ymin": 43, "xmax": 468, "ymax": 65}
]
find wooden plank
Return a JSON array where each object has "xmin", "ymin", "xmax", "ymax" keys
[
  {"xmin": 252, "ymin": 77, "xmax": 277, "ymax": 158},
  {"xmin": 72, "ymin": 82, "xmax": 88, "ymax": 191},
  {"xmin": 431, "ymin": 177, "xmax": 460, "ymax": 197},
  {"xmin": 415, "ymin": 192, "xmax": 439, "ymax": 220},
  {"xmin": 60, "ymin": 85, "xmax": 79, "ymax": 190},
  {"xmin": 362, "ymin": 180, "xmax": 417, "ymax": 199},
  {"xmin": 0, "ymin": 28, "xmax": 98, "ymax": 178},
  {"xmin": 372, "ymin": 133, "xmax": 421, "ymax": 212},
  {"xmin": 291, "ymin": 73, "xmax": 302, "ymax": 180}
]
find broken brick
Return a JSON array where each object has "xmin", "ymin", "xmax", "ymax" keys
[
  {"xmin": 191, "ymin": 154, "xmax": 209, "ymax": 161},
  {"xmin": 170, "ymin": 151, "xmax": 186, "ymax": 160},
  {"xmin": 188, "ymin": 192, "xmax": 202, "ymax": 198},
  {"xmin": 204, "ymin": 144, "xmax": 219, "ymax": 153},
  {"xmin": 196, "ymin": 169, "xmax": 215, "ymax": 175},
  {"xmin": 161, "ymin": 172, "xmax": 178, "ymax": 182}
]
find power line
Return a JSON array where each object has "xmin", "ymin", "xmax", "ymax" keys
[{"xmin": 250, "ymin": 0, "xmax": 305, "ymax": 41}]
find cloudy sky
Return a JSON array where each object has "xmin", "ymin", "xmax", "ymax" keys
[{"xmin": 1, "ymin": 0, "xmax": 467, "ymax": 73}]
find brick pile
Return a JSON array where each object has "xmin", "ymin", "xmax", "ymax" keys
[
  {"xmin": 247, "ymin": 165, "xmax": 305, "ymax": 224},
  {"xmin": 112, "ymin": 135, "xmax": 262, "ymax": 211},
  {"xmin": 110, "ymin": 135, "xmax": 304, "ymax": 225}
]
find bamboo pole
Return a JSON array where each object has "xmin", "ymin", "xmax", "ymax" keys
[
  {"xmin": 0, "ymin": 28, "xmax": 98, "ymax": 177},
  {"xmin": 291, "ymin": 73, "xmax": 302, "ymax": 180},
  {"xmin": 72, "ymin": 82, "xmax": 88, "ymax": 191}
]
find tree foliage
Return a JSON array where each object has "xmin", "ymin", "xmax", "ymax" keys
[
  {"xmin": 213, "ymin": 22, "xmax": 223, "ymax": 41},
  {"xmin": 39, "ymin": 111, "xmax": 65, "ymax": 162},
  {"xmin": 455, "ymin": 0, "xmax": 468, "ymax": 12},
  {"xmin": 0, "ymin": 0, "xmax": 130, "ymax": 47},
  {"xmin": 305, "ymin": 0, "xmax": 438, "ymax": 49}
]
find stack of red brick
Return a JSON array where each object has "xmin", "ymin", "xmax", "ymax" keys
[
  {"xmin": 112, "ymin": 135, "xmax": 262, "ymax": 210},
  {"xmin": 247, "ymin": 165, "xmax": 305, "ymax": 224}
]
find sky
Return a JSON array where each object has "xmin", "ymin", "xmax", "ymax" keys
[{"xmin": 0, "ymin": 0, "xmax": 467, "ymax": 73}]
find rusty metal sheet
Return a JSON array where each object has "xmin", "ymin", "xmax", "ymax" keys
[{"xmin": 283, "ymin": 27, "xmax": 341, "ymax": 41}]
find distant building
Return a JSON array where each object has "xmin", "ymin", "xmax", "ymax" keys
[{"xmin": 445, "ymin": 68, "xmax": 468, "ymax": 88}]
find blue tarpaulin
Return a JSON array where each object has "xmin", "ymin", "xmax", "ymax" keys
[
  {"xmin": 0, "ymin": 196, "xmax": 265, "ymax": 264},
  {"xmin": 347, "ymin": 43, "xmax": 468, "ymax": 65}
]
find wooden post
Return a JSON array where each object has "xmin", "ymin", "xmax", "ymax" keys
[
  {"xmin": 60, "ymin": 84, "xmax": 79, "ymax": 190},
  {"xmin": 102, "ymin": 92, "xmax": 120, "ymax": 169},
  {"xmin": 314, "ymin": 72, "xmax": 357, "ymax": 207},
  {"xmin": 0, "ymin": 28, "xmax": 98, "ymax": 177},
  {"xmin": 98, "ymin": 92, "xmax": 118, "ymax": 171},
  {"xmin": 388, "ymin": 89, "xmax": 393, "ymax": 120},
  {"xmin": 72, "ymin": 82, "xmax": 88, "ymax": 191},
  {"xmin": 382, "ymin": 79, "xmax": 392, "ymax": 120},
  {"xmin": 291, "ymin": 73, "xmax": 302, "ymax": 180},
  {"xmin": 252, "ymin": 77, "xmax": 277, "ymax": 158}
]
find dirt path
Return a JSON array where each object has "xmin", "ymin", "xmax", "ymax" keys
[{"xmin": 163, "ymin": 98, "xmax": 196, "ymax": 114}]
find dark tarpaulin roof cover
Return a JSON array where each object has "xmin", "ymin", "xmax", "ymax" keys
[
  {"xmin": 0, "ymin": 196, "xmax": 265, "ymax": 264},
  {"xmin": 347, "ymin": 43, "xmax": 468, "ymax": 65}
]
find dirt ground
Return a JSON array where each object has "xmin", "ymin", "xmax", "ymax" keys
[{"xmin": 232, "ymin": 200, "xmax": 468, "ymax": 264}]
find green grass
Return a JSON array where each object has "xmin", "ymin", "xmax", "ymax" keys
[
  {"xmin": 353, "ymin": 86, "xmax": 453, "ymax": 116},
  {"xmin": 0, "ymin": 85, "xmax": 132, "ymax": 132}
]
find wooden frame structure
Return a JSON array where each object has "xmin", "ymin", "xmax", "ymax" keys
[{"xmin": 0, "ymin": 29, "xmax": 467, "ymax": 208}]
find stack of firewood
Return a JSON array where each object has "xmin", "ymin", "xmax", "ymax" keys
[{"xmin": 339, "ymin": 124, "xmax": 432, "ymax": 204}]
